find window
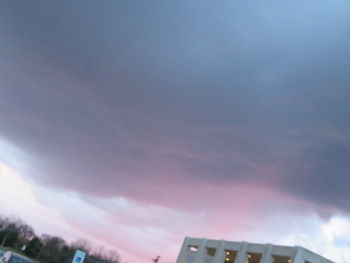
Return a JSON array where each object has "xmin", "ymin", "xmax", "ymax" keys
[
  {"xmin": 207, "ymin": 248, "xmax": 216, "ymax": 257},
  {"xmin": 187, "ymin": 246, "xmax": 199, "ymax": 263},
  {"xmin": 224, "ymin": 250, "xmax": 238, "ymax": 263},
  {"xmin": 189, "ymin": 246, "xmax": 199, "ymax": 252},
  {"xmin": 205, "ymin": 248, "xmax": 217, "ymax": 263},
  {"xmin": 246, "ymin": 253, "xmax": 262, "ymax": 263},
  {"xmin": 273, "ymin": 255, "xmax": 292, "ymax": 263}
]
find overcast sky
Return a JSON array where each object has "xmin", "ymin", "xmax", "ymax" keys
[{"xmin": 1, "ymin": 1, "xmax": 350, "ymax": 263}]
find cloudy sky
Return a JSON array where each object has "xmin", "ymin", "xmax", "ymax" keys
[{"xmin": 1, "ymin": 1, "xmax": 350, "ymax": 262}]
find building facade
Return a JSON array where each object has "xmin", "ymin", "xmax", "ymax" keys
[{"xmin": 176, "ymin": 237, "xmax": 334, "ymax": 263}]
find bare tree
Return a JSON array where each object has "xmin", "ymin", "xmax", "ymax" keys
[
  {"xmin": 153, "ymin": 256, "xmax": 160, "ymax": 263},
  {"xmin": 0, "ymin": 216, "xmax": 33, "ymax": 248},
  {"xmin": 92, "ymin": 245, "xmax": 105, "ymax": 259},
  {"xmin": 104, "ymin": 249, "xmax": 120, "ymax": 263},
  {"xmin": 40, "ymin": 234, "xmax": 67, "ymax": 263},
  {"xmin": 71, "ymin": 238, "xmax": 92, "ymax": 255},
  {"xmin": 0, "ymin": 214, "xmax": 122, "ymax": 263}
]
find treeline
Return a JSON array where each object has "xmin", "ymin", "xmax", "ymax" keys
[{"xmin": 0, "ymin": 215, "xmax": 120, "ymax": 263}]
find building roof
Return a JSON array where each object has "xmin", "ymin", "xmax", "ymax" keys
[{"xmin": 176, "ymin": 237, "xmax": 334, "ymax": 263}]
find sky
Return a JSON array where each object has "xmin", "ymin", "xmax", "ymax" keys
[{"xmin": 1, "ymin": 1, "xmax": 350, "ymax": 262}]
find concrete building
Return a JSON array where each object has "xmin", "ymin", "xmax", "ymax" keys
[{"xmin": 176, "ymin": 237, "xmax": 334, "ymax": 263}]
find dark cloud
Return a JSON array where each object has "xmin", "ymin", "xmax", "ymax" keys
[
  {"xmin": 287, "ymin": 142, "xmax": 350, "ymax": 212},
  {"xmin": 1, "ymin": 0, "xmax": 350, "ymax": 212}
]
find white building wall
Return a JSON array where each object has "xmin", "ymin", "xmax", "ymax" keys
[{"xmin": 176, "ymin": 237, "xmax": 334, "ymax": 263}]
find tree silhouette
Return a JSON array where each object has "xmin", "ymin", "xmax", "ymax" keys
[
  {"xmin": 153, "ymin": 256, "xmax": 160, "ymax": 263},
  {"xmin": 0, "ymin": 215, "xmax": 121, "ymax": 263}
]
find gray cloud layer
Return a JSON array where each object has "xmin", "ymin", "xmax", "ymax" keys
[{"xmin": 1, "ymin": 0, "xmax": 350, "ymax": 212}]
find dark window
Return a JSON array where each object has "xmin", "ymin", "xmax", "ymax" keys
[
  {"xmin": 273, "ymin": 255, "xmax": 292, "ymax": 263},
  {"xmin": 246, "ymin": 253, "xmax": 262, "ymax": 263}
]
